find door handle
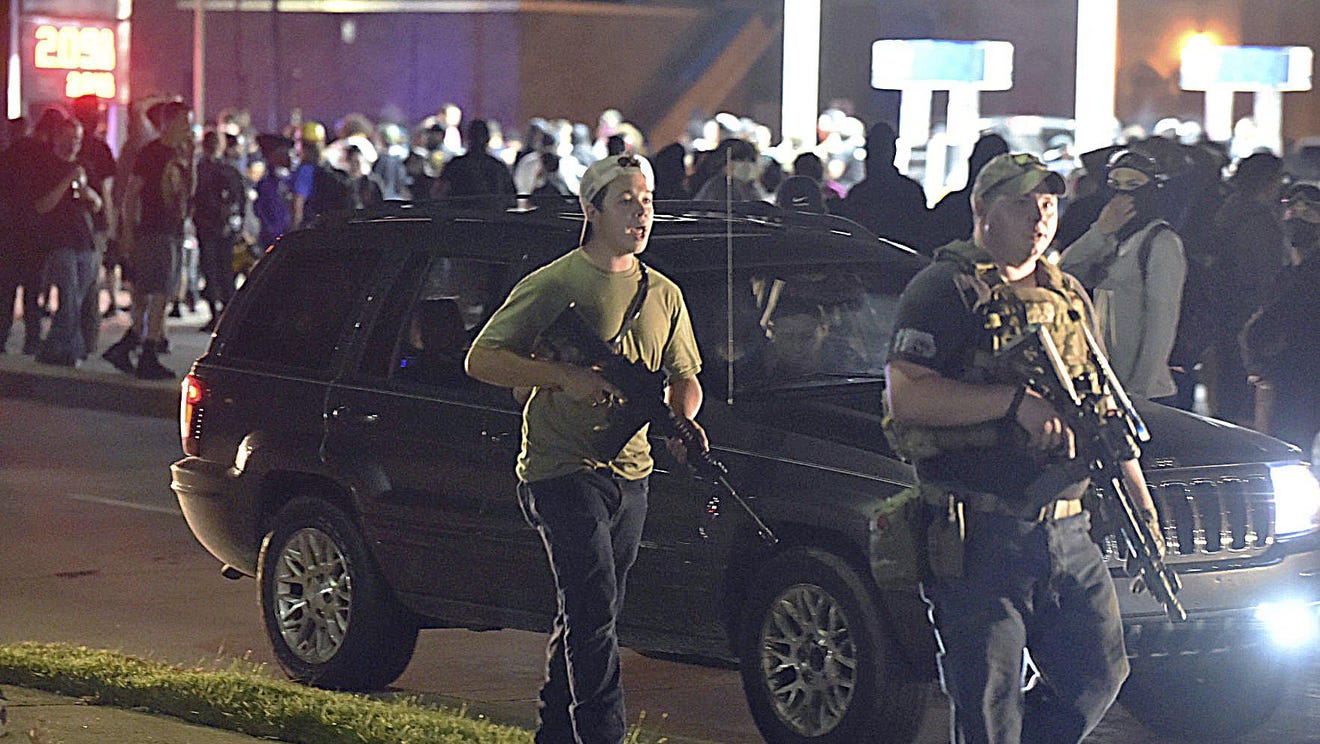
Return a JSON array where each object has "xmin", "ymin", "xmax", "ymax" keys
[{"xmin": 331, "ymin": 406, "xmax": 380, "ymax": 425}]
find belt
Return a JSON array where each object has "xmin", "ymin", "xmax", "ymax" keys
[
  {"xmin": 1038, "ymin": 497, "xmax": 1084, "ymax": 522},
  {"xmin": 942, "ymin": 488, "xmax": 1084, "ymax": 523}
]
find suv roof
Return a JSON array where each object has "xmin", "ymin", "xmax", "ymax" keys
[{"xmin": 303, "ymin": 195, "xmax": 929, "ymax": 273}]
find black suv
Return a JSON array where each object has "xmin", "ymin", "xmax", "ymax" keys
[{"xmin": 173, "ymin": 197, "xmax": 1320, "ymax": 744}]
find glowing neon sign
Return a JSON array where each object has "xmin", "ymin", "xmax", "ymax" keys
[{"xmin": 29, "ymin": 22, "xmax": 119, "ymax": 99}]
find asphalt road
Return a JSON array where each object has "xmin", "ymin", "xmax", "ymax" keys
[{"xmin": 1, "ymin": 399, "xmax": 1317, "ymax": 744}]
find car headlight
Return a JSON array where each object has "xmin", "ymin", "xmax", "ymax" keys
[
  {"xmin": 1254, "ymin": 600, "xmax": 1320, "ymax": 648},
  {"xmin": 1269, "ymin": 463, "xmax": 1320, "ymax": 536}
]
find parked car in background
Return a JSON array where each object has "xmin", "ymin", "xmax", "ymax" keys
[{"xmin": 173, "ymin": 196, "xmax": 1320, "ymax": 744}]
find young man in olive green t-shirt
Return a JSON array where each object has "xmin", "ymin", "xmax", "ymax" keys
[{"xmin": 466, "ymin": 153, "xmax": 703, "ymax": 744}]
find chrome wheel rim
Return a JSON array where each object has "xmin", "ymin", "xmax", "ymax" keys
[
  {"xmin": 274, "ymin": 527, "xmax": 352, "ymax": 664},
  {"xmin": 759, "ymin": 583, "xmax": 858, "ymax": 736}
]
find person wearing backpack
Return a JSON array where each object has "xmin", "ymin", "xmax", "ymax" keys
[
  {"xmin": 1061, "ymin": 149, "xmax": 1186, "ymax": 400},
  {"xmin": 291, "ymin": 121, "xmax": 354, "ymax": 227},
  {"xmin": 193, "ymin": 129, "xmax": 248, "ymax": 331}
]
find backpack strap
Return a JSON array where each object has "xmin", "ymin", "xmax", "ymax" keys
[{"xmin": 1135, "ymin": 221, "xmax": 1174, "ymax": 285}]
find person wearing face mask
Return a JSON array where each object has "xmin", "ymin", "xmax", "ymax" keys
[
  {"xmin": 692, "ymin": 138, "xmax": 767, "ymax": 202},
  {"xmin": 1060, "ymin": 149, "xmax": 1186, "ymax": 400},
  {"xmin": 1240, "ymin": 183, "xmax": 1320, "ymax": 450}
]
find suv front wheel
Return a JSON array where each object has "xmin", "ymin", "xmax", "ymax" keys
[
  {"xmin": 259, "ymin": 495, "xmax": 419, "ymax": 690},
  {"xmin": 737, "ymin": 547, "xmax": 928, "ymax": 744}
]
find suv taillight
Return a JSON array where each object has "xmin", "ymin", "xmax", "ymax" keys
[{"xmin": 181, "ymin": 374, "xmax": 206, "ymax": 456}]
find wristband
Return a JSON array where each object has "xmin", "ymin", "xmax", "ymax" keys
[{"xmin": 1005, "ymin": 385, "xmax": 1028, "ymax": 422}]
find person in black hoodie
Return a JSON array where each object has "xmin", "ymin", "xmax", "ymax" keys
[
  {"xmin": 1207, "ymin": 153, "xmax": 1286, "ymax": 423},
  {"xmin": 1241, "ymin": 183, "xmax": 1320, "ymax": 449}
]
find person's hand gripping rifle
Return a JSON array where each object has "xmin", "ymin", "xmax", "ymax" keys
[
  {"xmin": 998, "ymin": 323, "xmax": 1186, "ymax": 622},
  {"xmin": 533, "ymin": 303, "xmax": 777, "ymax": 545}
]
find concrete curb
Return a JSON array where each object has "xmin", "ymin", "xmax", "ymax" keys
[{"xmin": 1, "ymin": 307, "xmax": 210, "ymax": 421}]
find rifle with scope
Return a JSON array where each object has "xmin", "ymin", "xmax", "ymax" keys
[{"xmin": 997, "ymin": 322, "xmax": 1187, "ymax": 622}]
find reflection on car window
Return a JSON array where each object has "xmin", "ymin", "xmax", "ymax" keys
[
  {"xmin": 225, "ymin": 242, "xmax": 380, "ymax": 372},
  {"xmin": 686, "ymin": 265, "xmax": 904, "ymax": 392},
  {"xmin": 367, "ymin": 256, "xmax": 504, "ymax": 388}
]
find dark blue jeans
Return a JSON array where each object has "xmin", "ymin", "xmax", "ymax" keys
[
  {"xmin": 922, "ymin": 510, "xmax": 1128, "ymax": 744},
  {"xmin": 39, "ymin": 247, "xmax": 99, "ymax": 363},
  {"xmin": 518, "ymin": 469, "xmax": 648, "ymax": 744}
]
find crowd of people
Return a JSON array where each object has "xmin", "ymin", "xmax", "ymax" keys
[{"xmin": 1, "ymin": 95, "xmax": 1317, "ymax": 451}]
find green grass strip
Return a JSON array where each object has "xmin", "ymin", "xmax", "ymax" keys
[{"xmin": 0, "ymin": 642, "xmax": 535, "ymax": 744}]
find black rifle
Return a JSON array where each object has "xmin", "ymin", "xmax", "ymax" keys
[
  {"xmin": 533, "ymin": 303, "xmax": 777, "ymax": 545},
  {"xmin": 997, "ymin": 323, "xmax": 1186, "ymax": 622}
]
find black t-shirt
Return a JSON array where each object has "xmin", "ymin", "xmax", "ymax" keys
[
  {"xmin": 0, "ymin": 137, "xmax": 47, "ymax": 256},
  {"xmin": 435, "ymin": 152, "xmax": 515, "ymax": 198},
  {"xmin": 193, "ymin": 157, "xmax": 247, "ymax": 237},
  {"xmin": 31, "ymin": 151, "xmax": 94, "ymax": 252},
  {"xmin": 135, "ymin": 139, "xmax": 186, "ymax": 235},
  {"xmin": 887, "ymin": 256, "xmax": 1075, "ymax": 499},
  {"xmin": 79, "ymin": 133, "xmax": 116, "ymax": 232}
]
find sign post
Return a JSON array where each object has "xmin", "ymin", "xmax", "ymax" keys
[
  {"xmin": 1181, "ymin": 44, "xmax": 1313, "ymax": 155},
  {"xmin": 871, "ymin": 38, "xmax": 1014, "ymax": 199}
]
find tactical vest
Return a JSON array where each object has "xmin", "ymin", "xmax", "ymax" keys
[{"xmin": 885, "ymin": 240, "xmax": 1100, "ymax": 463}]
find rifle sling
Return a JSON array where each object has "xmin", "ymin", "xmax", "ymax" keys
[{"xmin": 607, "ymin": 261, "xmax": 650, "ymax": 353}]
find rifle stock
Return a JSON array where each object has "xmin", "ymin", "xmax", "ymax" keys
[
  {"xmin": 999, "ymin": 325, "xmax": 1186, "ymax": 622},
  {"xmin": 533, "ymin": 304, "xmax": 777, "ymax": 545}
]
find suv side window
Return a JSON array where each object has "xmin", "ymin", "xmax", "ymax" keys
[
  {"xmin": 359, "ymin": 254, "xmax": 505, "ymax": 388},
  {"xmin": 223, "ymin": 237, "xmax": 381, "ymax": 372}
]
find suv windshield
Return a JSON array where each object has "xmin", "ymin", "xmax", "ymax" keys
[{"xmin": 682, "ymin": 264, "xmax": 903, "ymax": 393}]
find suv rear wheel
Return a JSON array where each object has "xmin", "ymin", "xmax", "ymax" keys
[
  {"xmin": 737, "ymin": 547, "xmax": 928, "ymax": 744},
  {"xmin": 259, "ymin": 495, "xmax": 419, "ymax": 690}
]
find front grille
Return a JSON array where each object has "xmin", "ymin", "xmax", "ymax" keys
[{"xmin": 1100, "ymin": 470, "xmax": 1275, "ymax": 561}]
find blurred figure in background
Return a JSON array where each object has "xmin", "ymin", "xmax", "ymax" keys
[
  {"xmin": 692, "ymin": 138, "xmax": 765, "ymax": 202},
  {"xmin": 252, "ymin": 133, "xmax": 294, "ymax": 249},
  {"xmin": 1241, "ymin": 183, "xmax": 1320, "ymax": 449},
  {"xmin": 0, "ymin": 111, "xmax": 53, "ymax": 354},
  {"xmin": 1206, "ymin": 153, "xmax": 1286, "ymax": 423},
  {"xmin": 927, "ymin": 133, "xmax": 1008, "ymax": 246},
  {"xmin": 650, "ymin": 142, "xmax": 689, "ymax": 200},
  {"xmin": 193, "ymin": 129, "xmax": 248, "ymax": 331},
  {"xmin": 103, "ymin": 99, "xmax": 194, "ymax": 380},
  {"xmin": 34, "ymin": 115, "xmax": 103, "ymax": 367},
  {"xmin": 790, "ymin": 151, "xmax": 844, "ymax": 206},
  {"xmin": 836, "ymin": 122, "xmax": 930, "ymax": 251},
  {"xmin": 775, "ymin": 175, "xmax": 826, "ymax": 213},
  {"xmin": 70, "ymin": 95, "xmax": 116, "ymax": 352},
  {"xmin": 344, "ymin": 144, "xmax": 383, "ymax": 209},
  {"xmin": 373, "ymin": 122, "xmax": 412, "ymax": 200},
  {"xmin": 433, "ymin": 119, "xmax": 515, "ymax": 199}
]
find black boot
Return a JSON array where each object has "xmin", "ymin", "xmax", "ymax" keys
[
  {"xmin": 135, "ymin": 339, "xmax": 175, "ymax": 380},
  {"xmin": 102, "ymin": 330, "xmax": 139, "ymax": 374}
]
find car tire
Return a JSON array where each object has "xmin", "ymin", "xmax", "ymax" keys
[
  {"xmin": 259, "ymin": 495, "xmax": 419, "ymax": 691},
  {"xmin": 1119, "ymin": 649, "xmax": 1291, "ymax": 741},
  {"xmin": 737, "ymin": 547, "xmax": 929, "ymax": 744}
]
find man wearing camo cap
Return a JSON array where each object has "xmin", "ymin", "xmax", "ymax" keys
[
  {"xmin": 884, "ymin": 153, "xmax": 1164, "ymax": 743},
  {"xmin": 467, "ymin": 153, "xmax": 705, "ymax": 744}
]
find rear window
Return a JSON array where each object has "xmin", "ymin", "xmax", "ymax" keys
[{"xmin": 223, "ymin": 237, "xmax": 382, "ymax": 372}]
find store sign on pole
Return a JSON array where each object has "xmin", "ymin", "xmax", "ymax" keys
[
  {"xmin": 21, "ymin": 16, "xmax": 128, "ymax": 104},
  {"xmin": 871, "ymin": 39, "xmax": 1014, "ymax": 197},
  {"xmin": 1181, "ymin": 44, "xmax": 1312, "ymax": 153}
]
